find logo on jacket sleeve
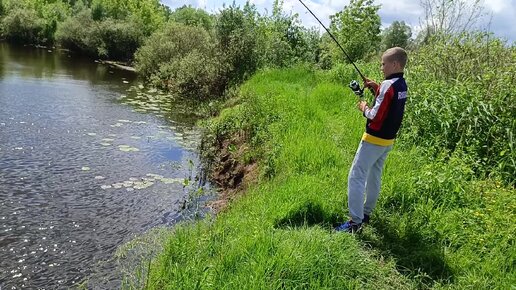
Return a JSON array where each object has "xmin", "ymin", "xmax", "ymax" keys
[{"xmin": 398, "ymin": 91, "xmax": 407, "ymax": 100}]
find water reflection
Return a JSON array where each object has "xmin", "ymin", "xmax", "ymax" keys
[{"xmin": 0, "ymin": 42, "xmax": 137, "ymax": 85}]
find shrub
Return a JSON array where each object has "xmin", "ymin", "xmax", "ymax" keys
[
  {"xmin": 169, "ymin": 5, "xmax": 214, "ymax": 31},
  {"xmin": 216, "ymin": 3, "xmax": 261, "ymax": 86},
  {"xmin": 55, "ymin": 9, "xmax": 101, "ymax": 56},
  {"xmin": 0, "ymin": 0, "xmax": 71, "ymax": 44},
  {"xmin": 96, "ymin": 17, "xmax": 145, "ymax": 60},
  {"xmin": 57, "ymin": 7, "xmax": 145, "ymax": 60},
  {"xmin": 402, "ymin": 32, "xmax": 516, "ymax": 184},
  {"xmin": 1, "ymin": 6, "xmax": 45, "ymax": 44},
  {"xmin": 135, "ymin": 23, "xmax": 221, "ymax": 99}
]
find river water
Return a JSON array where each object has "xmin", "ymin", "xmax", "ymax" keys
[{"xmin": 0, "ymin": 43, "xmax": 212, "ymax": 289}]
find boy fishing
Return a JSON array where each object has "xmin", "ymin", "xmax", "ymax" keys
[{"xmin": 336, "ymin": 47, "xmax": 408, "ymax": 233}]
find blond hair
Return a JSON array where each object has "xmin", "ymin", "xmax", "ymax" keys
[{"xmin": 383, "ymin": 47, "xmax": 408, "ymax": 68}]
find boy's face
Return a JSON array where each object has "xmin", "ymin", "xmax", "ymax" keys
[{"xmin": 380, "ymin": 55, "xmax": 399, "ymax": 78}]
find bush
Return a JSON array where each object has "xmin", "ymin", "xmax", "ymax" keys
[
  {"xmin": 135, "ymin": 23, "xmax": 222, "ymax": 99},
  {"xmin": 57, "ymin": 7, "xmax": 145, "ymax": 60},
  {"xmin": 169, "ymin": 5, "xmax": 214, "ymax": 31},
  {"xmin": 0, "ymin": 0, "xmax": 71, "ymax": 44},
  {"xmin": 90, "ymin": 0, "xmax": 166, "ymax": 36},
  {"xmin": 216, "ymin": 3, "xmax": 261, "ymax": 86},
  {"xmin": 55, "ymin": 9, "xmax": 101, "ymax": 56},
  {"xmin": 1, "ymin": 7, "xmax": 45, "ymax": 44},
  {"xmin": 402, "ymin": 32, "xmax": 516, "ymax": 184},
  {"xmin": 96, "ymin": 17, "xmax": 145, "ymax": 60}
]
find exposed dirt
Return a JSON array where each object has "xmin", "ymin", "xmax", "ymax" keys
[{"xmin": 207, "ymin": 136, "xmax": 259, "ymax": 213}]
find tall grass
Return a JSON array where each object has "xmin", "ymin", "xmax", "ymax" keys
[{"xmin": 140, "ymin": 68, "xmax": 515, "ymax": 289}]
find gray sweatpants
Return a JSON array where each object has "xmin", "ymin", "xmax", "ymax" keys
[{"xmin": 348, "ymin": 140, "xmax": 393, "ymax": 224}]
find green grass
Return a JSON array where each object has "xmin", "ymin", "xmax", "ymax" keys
[{"xmin": 141, "ymin": 67, "xmax": 515, "ymax": 289}]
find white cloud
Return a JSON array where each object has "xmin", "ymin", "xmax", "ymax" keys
[{"xmin": 197, "ymin": 0, "xmax": 207, "ymax": 9}]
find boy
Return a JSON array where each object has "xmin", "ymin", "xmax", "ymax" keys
[{"xmin": 335, "ymin": 47, "xmax": 408, "ymax": 233}]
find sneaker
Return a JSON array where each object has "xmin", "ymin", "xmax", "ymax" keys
[
  {"xmin": 335, "ymin": 220, "xmax": 362, "ymax": 233},
  {"xmin": 363, "ymin": 214, "xmax": 370, "ymax": 224}
]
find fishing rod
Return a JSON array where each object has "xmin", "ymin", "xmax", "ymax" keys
[{"xmin": 297, "ymin": 0, "xmax": 374, "ymax": 98}]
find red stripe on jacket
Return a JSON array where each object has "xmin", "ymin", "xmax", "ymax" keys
[{"xmin": 369, "ymin": 85, "xmax": 395, "ymax": 130}]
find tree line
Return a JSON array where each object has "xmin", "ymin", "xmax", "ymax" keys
[{"xmin": 0, "ymin": 1, "xmax": 411, "ymax": 67}]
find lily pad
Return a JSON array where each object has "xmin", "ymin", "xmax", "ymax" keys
[
  {"xmin": 118, "ymin": 145, "xmax": 140, "ymax": 152},
  {"xmin": 100, "ymin": 185, "xmax": 112, "ymax": 190},
  {"xmin": 102, "ymin": 138, "xmax": 115, "ymax": 142},
  {"xmin": 130, "ymin": 136, "xmax": 141, "ymax": 140},
  {"xmin": 160, "ymin": 177, "xmax": 183, "ymax": 184},
  {"xmin": 146, "ymin": 173, "xmax": 164, "ymax": 178},
  {"xmin": 100, "ymin": 143, "xmax": 112, "ymax": 146},
  {"xmin": 122, "ymin": 181, "xmax": 134, "ymax": 187},
  {"xmin": 81, "ymin": 166, "xmax": 90, "ymax": 171},
  {"xmin": 134, "ymin": 181, "xmax": 153, "ymax": 190}
]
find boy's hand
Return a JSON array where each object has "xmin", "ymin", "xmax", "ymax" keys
[
  {"xmin": 363, "ymin": 78, "xmax": 379, "ymax": 92},
  {"xmin": 357, "ymin": 101, "xmax": 368, "ymax": 112}
]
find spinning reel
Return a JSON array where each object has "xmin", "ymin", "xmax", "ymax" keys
[{"xmin": 348, "ymin": 80, "xmax": 364, "ymax": 99}]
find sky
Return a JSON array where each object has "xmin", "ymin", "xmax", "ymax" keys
[{"xmin": 160, "ymin": 0, "xmax": 516, "ymax": 42}]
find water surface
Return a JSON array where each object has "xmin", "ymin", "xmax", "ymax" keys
[{"xmin": 0, "ymin": 43, "xmax": 210, "ymax": 288}]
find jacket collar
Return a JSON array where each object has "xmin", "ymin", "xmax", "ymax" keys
[{"xmin": 385, "ymin": 72, "xmax": 404, "ymax": 80}]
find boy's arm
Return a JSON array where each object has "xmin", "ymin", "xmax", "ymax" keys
[
  {"xmin": 364, "ymin": 78, "xmax": 379, "ymax": 92},
  {"xmin": 360, "ymin": 81, "xmax": 395, "ymax": 122}
]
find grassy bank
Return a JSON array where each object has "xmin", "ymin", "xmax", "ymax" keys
[{"xmin": 141, "ymin": 68, "xmax": 515, "ymax": 289}]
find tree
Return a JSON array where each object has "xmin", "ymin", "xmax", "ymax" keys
[
  {"xmin": 382, "ymin": 21, "xmax": 412, "ymax": 49},
  {"xmin": 328, "ymin": 0, "xmax": 381, "ymax": 64},
  {"xmin": 170, "ymin": 5, "xmax": 214, "ymax": 31},
  {"xmin": 253, "ymin": 0, "xmax": 320, "ymax": 67},
  {"xmin": 216, "ymin": 2, "xmax": 261, "ymax": 85}
]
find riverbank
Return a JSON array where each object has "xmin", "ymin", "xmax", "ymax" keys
[{"xmin": 142, "ymin": 67, "xmax": 515, "ymax": 289}]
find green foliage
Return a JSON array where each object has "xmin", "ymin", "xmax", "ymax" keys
[
  {"xmin": 0, "ymin": 0, "xmax": 164, "ymax": 59},
  {"xmin": 258, "ymin": 0, "xmax": 320, "ymax": 67},
  {"xmin": 55, "ymin": 8, "xmax": 100, "ymax": 55},
  {"xmin": 96, "ymin": 17, "xmax": 145, "ymax": 60},
  {"xmin": 89, "ymin": 0, "xmax": 166, "ymax": 35},
  {"xmin": 216, "ymin": 2, "xmax": 261, "ymax": 85},
  {"xmin": 0, "ymin": 0, "xmax": 71, "ymax": 44},
  {"xmin": 1, "ymin": 6, "xmax": 46, "ymax": 44},
  {"xmin": 169, "ymin": 5, "xmax": 213, "ymax": 31},
  {"xmin": 381, "ymin": 21, "xmax": 411, "ymax": 50},
  {"xmin": 403, "ymin": 32, "xmax": 516, "ymax": 184},
  {"xmin": 56, "ymin": 6, "xmax": 145, "ymax": 60},
  {"xmin": 326, "ymin": 0, "xmax": 381, "ymax": 66},
  {"xmin": 135, "ymin": 23, "xmax": 221, "ymax": 99}
]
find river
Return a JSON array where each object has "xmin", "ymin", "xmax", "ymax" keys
[{"xmin": 0, "ymin": 43, "xmax": 212, "ymax": 289}]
